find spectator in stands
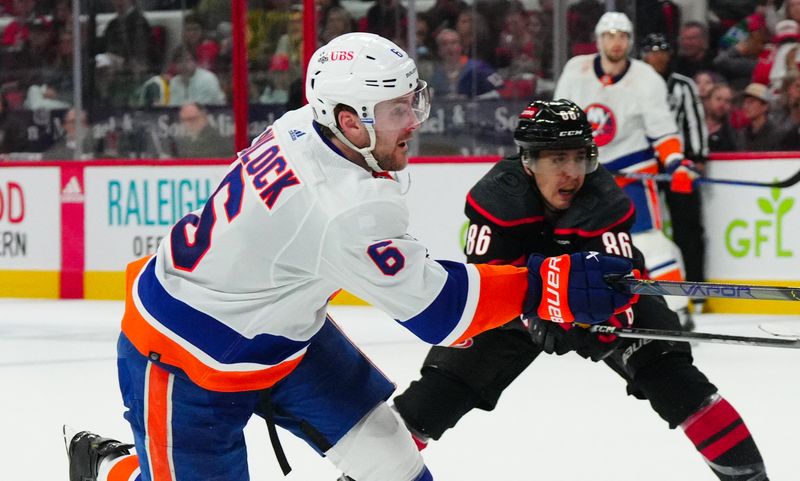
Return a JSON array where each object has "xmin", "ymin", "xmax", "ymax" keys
[
  {"xmin": 704, "ymin": 82, "xmax": 737, "ymax": 151},
  {"xmin": 736, "ymin": 82, "xmax": 784, "ymax": 150},
  {"xmin": 772, "ymin": 74, "xmax": 800, "ymax": 147},
  {"xmin": 428, "ymin": 28, "xmax": 503, "ymax": 99},
  {"xmin": 752, "ymin": 19, "xmax": 800, "ymax": 93},
  {"xmin": 274, "ymin": 8, "xmax": 303, "ymax": 67},
  {"xmin": 11, "ymin": 16, "xmax": 54, "ymax": 87},
  {"xmin": 0, "ymin": 93, "xmax": 28, "ymax": 155},
  {"xmin": 785, "ymin": 0, "xmax": 800, "ymax": 23},
  {"xmin": 247, "ymin": 0, "xmax": 293, "ymax": 70},
  {"xmin": 168, "ymin": 47, "xmax": 226, "ymax": 106},
  {"xmin": 43, "ymin": 108, "xmax": 98, "ymax": 160},
  {"xmin": 358, "ymin": 0, "xmax": 407, "ymax": 45},
  {"xmin": 319, "ymin": 5, "xmax": 355, "ymax": 45},
  {"xmin": 454, "ymin": 9, "xmax": 493, "ymax": 64},
  {"xmin": 566, "ymin": 0, "xmax": 605, "ymax": 56},
  {"xmin": 772, "ymin": 73, "xmax": 800, "ymax": 125},
  {"xmin": 172, "ymin": 14, "xmax": 219, "ymax": 72},
  {"xmin": 635, "ymin": 0, "xmax": 681, "ymax": 47},
  {"xmin": 100, "ymin": 0, "xmax": 153, "ymax": 78},
  {"xmin": 495, "ymin": 7, "xmax": 538, "ymax": 76},
  {"xmin": 1, "ymin": 0, "xmax": 38, "ymax": 50},
  {"xmin": 713, "ymin": 13, "xmax": 769, "ymax": 90},
  {"xmin": 52, "ymin": 0, "xmax": 73, "ymax": 38},
  {"xmin": 424, "ymin": 0, "xmax": 467, "ymax": 31},
  {"xmin": 137, "ymin": 69, "xmax": 172, "ymax": 107},
  {"xmin": 693, "ymin": 70, "xmax": 723, "ymax": 101},
  {"xmin": 675, "ymin": 21, "xmax": 714, "ymax": 77},
  {"xmin": 193, "ymin": 0, "xmax": 230, "ymax": 33},
  {"xmin": 171, "ymin": 102, "xmax": 232, "ymax": 158},
  {"xmin": 259, "ymin": 53, "xmax": 292, "ymax": 105}
]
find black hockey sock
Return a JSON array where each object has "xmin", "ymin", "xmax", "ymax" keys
[{"xmin": 681, "ymin": 395, "xmax": 768, "ymax": 481}]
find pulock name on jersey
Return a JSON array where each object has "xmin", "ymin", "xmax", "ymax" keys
[{"xmin": 239, "ymin": 128, "xmax": 301, "ymax": 210}]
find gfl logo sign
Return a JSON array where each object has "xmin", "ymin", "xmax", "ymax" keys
[
  {"xmin": 330, "ymin": 51, "xmax": 354, "ymax": 61},
  {"xmin": 725, "ymin": 187, "xmax": 793, "ymax": 257},
  {"xmin": 0, "ymin": 182, "xmax": 25, "ymax": 224}
]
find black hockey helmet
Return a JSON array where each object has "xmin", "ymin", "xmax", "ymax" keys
[
  {"xmin": 640, "ymin": 33, "xmax": 672, "ymax": 56},
  {"xmin": 513, "ymin": 99, "xmax": 598, "ymax": 174}
]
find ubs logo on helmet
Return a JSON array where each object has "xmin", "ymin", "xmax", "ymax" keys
[
  {"xmin": 330, "ymin": 50, "xmax": 354, "ymax": 61},
  {"xmin": 584, "ymin": 103, "xmax": 617, "ymax": 147}
]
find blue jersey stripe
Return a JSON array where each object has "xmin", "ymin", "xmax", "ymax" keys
[
  {"xmin": 137, "ymin": 260, "xmax": 309, "ymax": 366},
  {"xmin": 397, "ymin": 260, "xmax": 468, "ymax": 344},
  {"xmin": 603, "ymin": 148, "xmax": 655, "ymax": 171}
]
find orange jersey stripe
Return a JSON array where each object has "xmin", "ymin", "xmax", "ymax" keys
[
  {"xmin": 146, "ymin": 363, "xmax": 174, "ymax": 481},
  {"xmin": 450, "ymin": 264, "xmax": 527, "ymax": 345},
  {"xmin": 121, "ymin": 258, "xmax": 304, "ymax": 392}
]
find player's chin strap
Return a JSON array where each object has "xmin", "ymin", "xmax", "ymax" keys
[{"xmin": 328, "ymin": 122, "xmax": 385, "ymax": 173}]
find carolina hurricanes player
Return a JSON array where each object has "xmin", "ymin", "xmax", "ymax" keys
[
  {"xmin": 62, "ymin": 33, "xmax": 635, "ymax": 481},
  {"xmin": 340, "ymin": 100, "xmax": 769, "ymax": 481},
  {"xmin": 554, "ymin": 12, "xmax": 699, "ymax": 326}
]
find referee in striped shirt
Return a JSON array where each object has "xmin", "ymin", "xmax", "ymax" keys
[{"xmin": 641, "ymin": 33, "xmax": 709, "ymax": 313}]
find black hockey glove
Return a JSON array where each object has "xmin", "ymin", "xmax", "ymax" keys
[
  {"xmin": 574, "ymin": 308, "xmax": 634, "ymax": 362},
  {"xmin": 527, "ymin": 319, "xmax": 589, "ymax": 355}
]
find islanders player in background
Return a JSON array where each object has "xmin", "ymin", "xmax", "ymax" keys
[
  {"xmin": 554, "ymin": 12, "xmax": 699, "ymax": 328},
  {"xmin": 63, "ymin": 33, "xmax": 636, "ymax": 481}
]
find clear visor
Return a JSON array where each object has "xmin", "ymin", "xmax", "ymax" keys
[
  {"xmin": 522, "ymin": 148, "xmax": 598, "ymax": 176},
  {"xmin": 373, "ymin": 80, "xmax": 431, "ymax": 133}
]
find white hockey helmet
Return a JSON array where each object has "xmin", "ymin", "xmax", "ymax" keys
[
  {"xmin": 306, "ymin": 32, "xmax": 431, "ymax": 172},
  {"xmin": 594, "ymin": 12, "xmax": 634, "ymax": 53},
  {"xmin": 595, "ymin": 11, "xmax": 633, "ymax": 37}
]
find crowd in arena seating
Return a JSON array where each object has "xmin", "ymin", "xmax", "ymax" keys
[{"xmin": 0, "ymin": 0, "xmax": 798, "ymax": 159}]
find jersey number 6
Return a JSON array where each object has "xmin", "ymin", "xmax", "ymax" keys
[
  {"xmin": 367, "ymin": 241, "xmax": 405, "ymax": 276},
  {"xmin": 170, "ymin": 164, "xmax": 245, "ymax": 271}
]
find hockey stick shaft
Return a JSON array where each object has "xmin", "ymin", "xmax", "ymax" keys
[
  {"xmin": 588, "ymin": 325, "xmax": 800, "ymax": 349},
  {"xmin": 612, "ymin": 170, "xmax": 800, "ymax": 188},
  {"xmin": 611, "ymin": 277, "xmax": 800, "ymax": 302}
]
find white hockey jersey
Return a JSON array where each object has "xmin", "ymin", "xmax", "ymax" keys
[
  {"xmin": 121, "ymin": 105, "xmax": 527, "ymax": 392},
  {"xmin": 554, "ymin": 55, "xmax": 683, "ymax": 174}
]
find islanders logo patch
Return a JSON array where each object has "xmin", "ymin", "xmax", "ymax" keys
[{"xmin": 584, "ymin": 103, "xmax": 617, "ymax": 147}]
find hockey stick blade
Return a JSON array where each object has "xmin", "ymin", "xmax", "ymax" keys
[
  {"xmin": 588, "ymin": 325, "xmax": 800, "ymax": 349},
  {"xmin": 610, "ymin": 277, "xmax": 800, "ymax": 301},
  {"xmin": 758, "ymin": 323, "xmax": 800, "ymax": 339},
  {"xmin": 611, "ymin": 169, "xmax": 800, "ymax": 188}
]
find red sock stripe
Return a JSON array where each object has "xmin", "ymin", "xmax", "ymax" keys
[
  {"xmin": 106, "ymin": 455, "xmax": 140, "ymax": 481},
  {"xmin": 700, "ymin": 423, "xmax": 752, "ymax": 462},
  {"xmin": 684, "ymin": 398, "xmax": 741, "ymax": 447}
]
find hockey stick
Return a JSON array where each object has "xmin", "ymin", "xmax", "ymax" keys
[
  {"xmin": 587, "ymin": 324, "xmax": 800, "ymax": 349},
  {"xmin": 610, "ymin": 277, "xmax": 800, "ymax": 302},
  {"xmin": 758, "ymin": 323, "xmax": 800, "ymax": 338},
  {"xmin": 611, "ymin": 169, "xmax": 800, "ymax": 188}
]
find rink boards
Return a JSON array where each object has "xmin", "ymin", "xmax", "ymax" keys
[{"xmin": 0, "ymin": 154, "xmax": 798, "ymax": 314}]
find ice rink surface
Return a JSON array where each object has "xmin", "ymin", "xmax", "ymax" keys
[{"xmin": 2, "ymin": 299, "xmax": 798, "ymax": 481}]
